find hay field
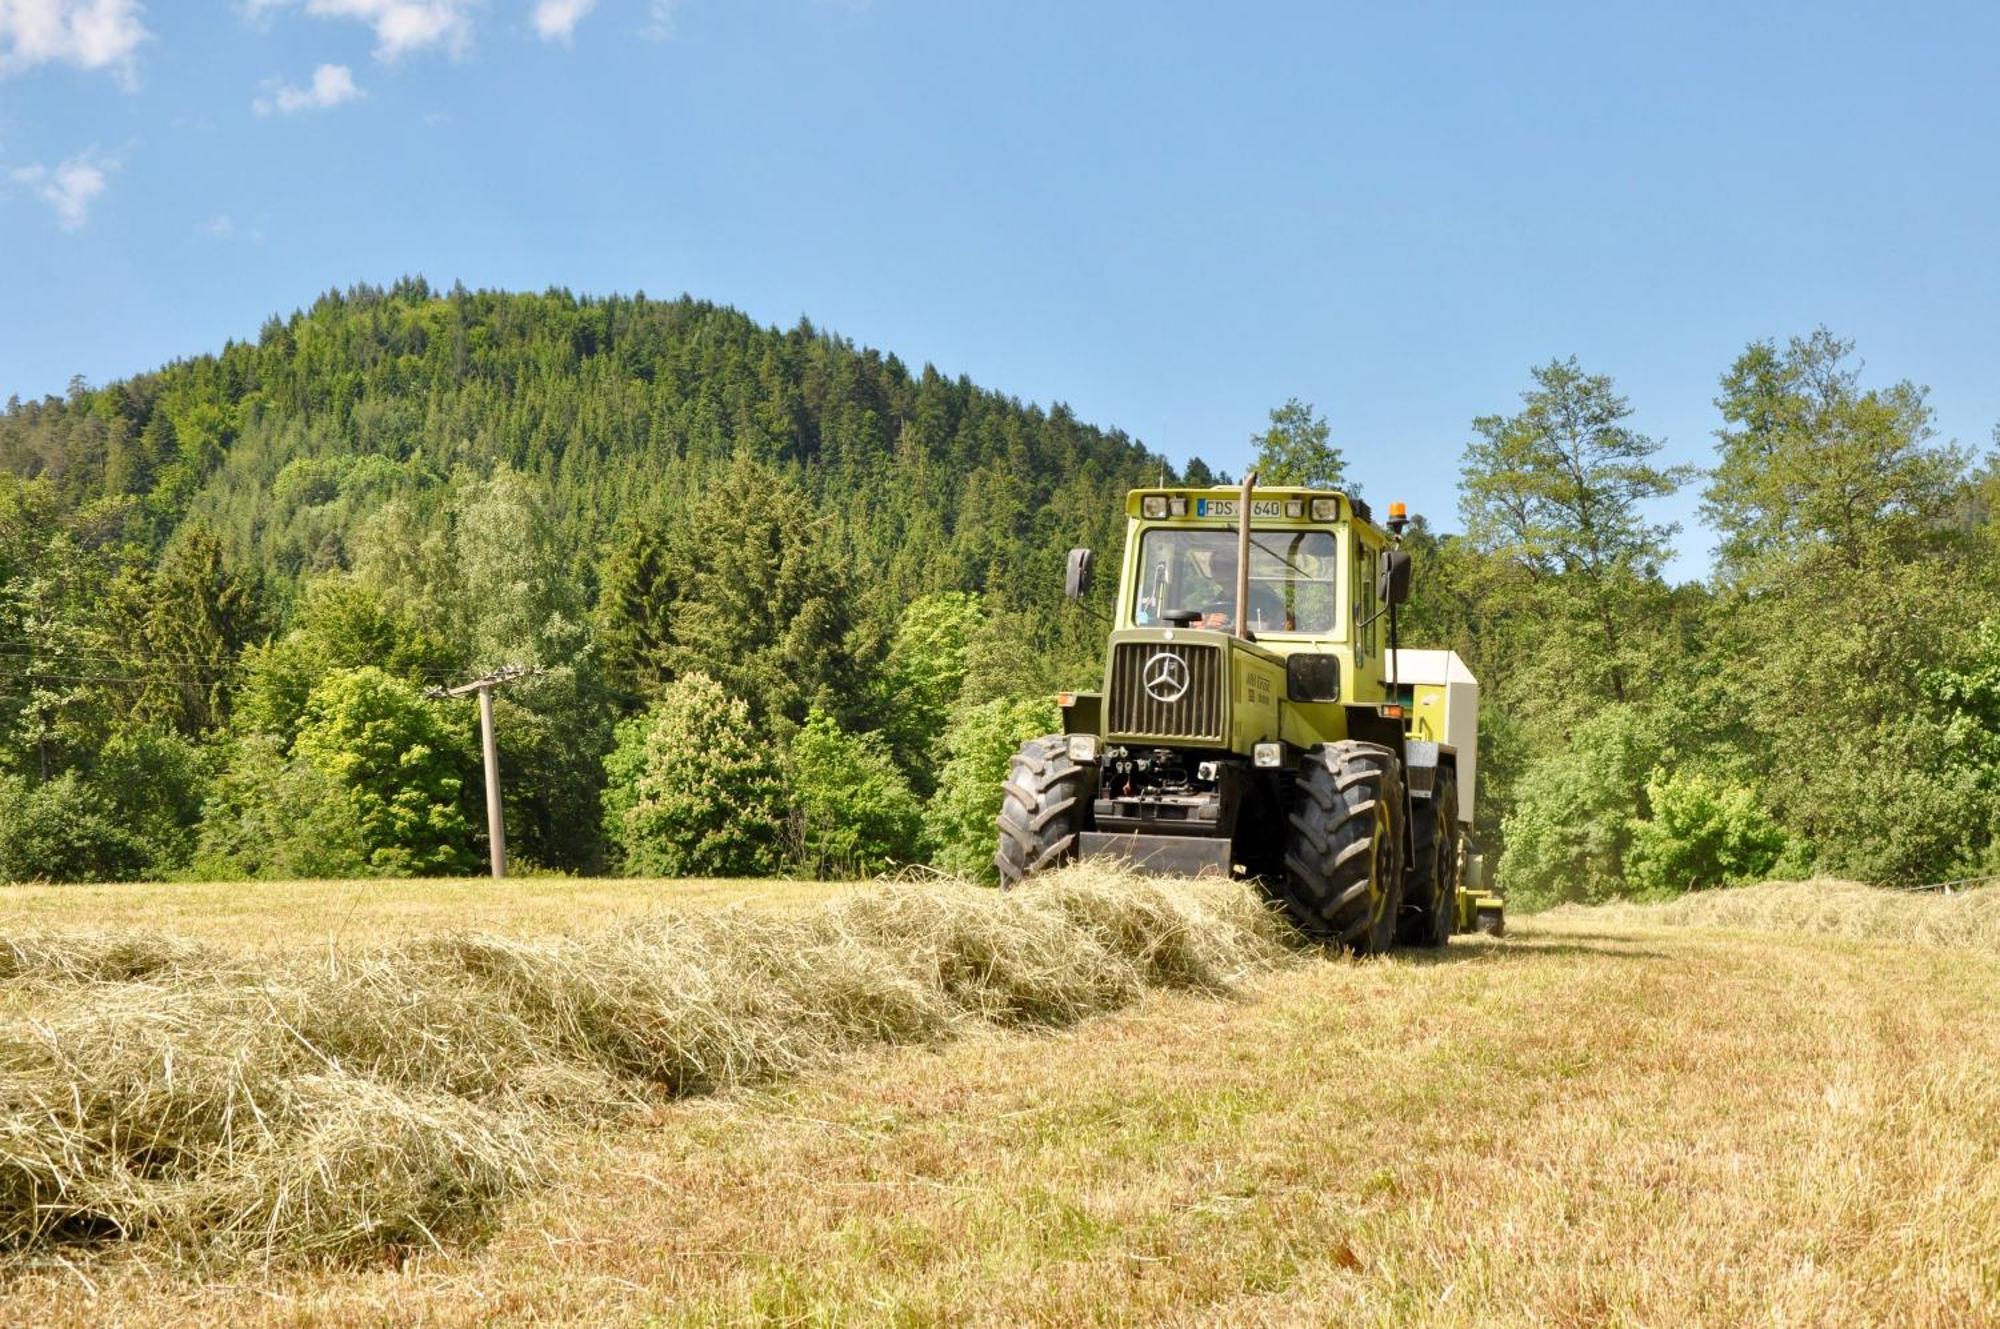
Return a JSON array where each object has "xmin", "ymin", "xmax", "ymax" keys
[
  {"xmin": 0, "ymin": 875, "xmax": 846, "ymax": 950},
  {"xmin": 1562, "ymin": 876, "xmax": 2000, "ymax": 952},
  {"xmin": 4, "ymin": 877, "xmax": 1998, "ymax": 1326}
]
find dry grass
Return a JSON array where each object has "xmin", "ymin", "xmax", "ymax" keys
[
  {"xmin": 1566, "ymin": 877, "xmax": 2000, "ymax": 951},
  {"xmin": 0, "ymin": 867, "xmax": 1293, "ymax": 1269},
  {"xmin": 0, "ymin": 875, "xmax": 844, "ymax": 953},
  {"xmin": 3, "ymin": 875, "xmax": 1997, "ymax": 1325}
]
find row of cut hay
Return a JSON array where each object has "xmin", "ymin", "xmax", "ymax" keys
[
  {"xmin": 0, "ymin": 932, "xmax": 228, "ymax": 986},
  {"xmin": 0, "ymin": 867, "xmax": 1296, "ymax": 1266},
  {"xmin": 1568, "ymin": 879, "xmax": 2000, "ymax": 952}
]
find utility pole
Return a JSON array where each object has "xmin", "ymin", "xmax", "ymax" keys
[{"xmin": 429, "ymin": 664, "xmax": 536, "ymax": 878}]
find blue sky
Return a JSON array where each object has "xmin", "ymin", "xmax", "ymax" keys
[{"xmin": 3, "ymin": 1, "xmax": 1997, "ymax": 580}]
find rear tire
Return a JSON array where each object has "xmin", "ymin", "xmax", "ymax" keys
[
  {"xmin": 1277, "ymin": 741, "xmax": 1405, "ymax": 953},
  {"xmin": 995, "ymin": 735, "xmax": 1089, "ymax": 889},
  {"xmin": 1398, "ymin": 769, "xmax": 1462, "ymax": 949}
]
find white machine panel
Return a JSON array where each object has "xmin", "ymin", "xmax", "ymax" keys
[{"xmin": 1386, "ymin": 648, "xmax": 1478, "ymax": 825}]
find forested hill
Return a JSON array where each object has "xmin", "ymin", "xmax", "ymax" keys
[
  {"xmin": 0, "ymin": 279, "xmax": 1170, "ymax": 617},
  {"xmin": 0, "ymin": 280, "xmax": 1183, "ymax": 880}
]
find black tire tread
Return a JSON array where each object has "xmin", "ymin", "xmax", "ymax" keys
[
  {"xmin": 1399, "ymin": 770, "xmax": 1461, "ymax": 948},
  {"xmin": 995, "ymin": 735, "xmax": 1089, "ymax": 888},
  {"xmin": 1273, "ymin": 740, "xmax": 1405, "ymax": 952}
]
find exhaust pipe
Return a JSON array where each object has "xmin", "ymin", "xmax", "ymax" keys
[{"xmin": 1236, "ymin": 469, "xmax": 1257, "ymax": 639}]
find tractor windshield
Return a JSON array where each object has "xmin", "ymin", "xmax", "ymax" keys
[{"xmin": 1133, "ymin": 529, "xmax": 1339, "ymax": 633}]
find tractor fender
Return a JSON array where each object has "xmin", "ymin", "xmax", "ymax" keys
[{"xmin": 1401, "ymin": 741, "xmax": 1457, "ymax": 802}]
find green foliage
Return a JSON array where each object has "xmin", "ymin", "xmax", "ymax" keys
[
  {"xmin": 0, "ymin": 772, "xmax": 146, "ymax": 883},
  {"xmin": 190, "ymin": 734, "xmax": 371, "ymax": 881},
  {"xmin": 787, "ymin": 707, "xmax": 923, "ymax": 878},
  {"xmin": 598, "ymin": 453, "xmax": 867, "ymax": 735},
  {"xmin": 1180, "ymin": 455, "xmax": 1220, "ymax": 487},
  {"xmin": 922, "ymin": 695, "xmax": 1060, "ymax": 881},
  {"xmin": 1702, "ymin": 521, "xmax": 1987, "ymax": 888},
  {"xmin": 602, "ymin": 672, "xmax": 786, "ymax": 877},
  {"xmin": 1459, "ymin": 357, "xmax": 1695, "ymax": 708},
  {"xmin": 236, "ymin": 579, "xmax": 460, "ymax": 748},
  {"xmin": 1462, "ymin": 359, "xmax": 1690, "ymax": 578},
  {"xmin": 92, "ymin": 725, "xmax": 215, "ymax": 875},
  {"xmin": 1924, "ymin": 619, "xmax": 2000, "ymax": 785},
  {"xmin": 1625, "ymin": 770, "xmax": 1788, "ymax": 896},
  {"xmin": 0, "ymin": 286, "xmax": 1164, "ymax": 881},
  {"xmin": 1707, "ymin": 329, "xmax": 1963, "ymax": 580},
  {"xmin": 0, "ymin": 477, "xmax": 128, "ymax": 781},
  {"xmin": 108, "ymin": 524, "xmax": 264, "ymax": 736},
  {"xmin": 595, "ymin": 514, "xmax": 678, "ymax": 702},
  {"xmin": 1774, "ymin": 715, "xmax": 1992, "ymax": 888},
  {"xmin": 879, "ymin": 591, "xmax": 983, "ymax": 785},
  {"xmin": 1251, "ymin": 398, "xmax": 1347, "ymax": 491},
  {"xmin": 1497, "ymin": 705, "xmax": 1673, "ymax": 909},
  {"xmin": 291, "ymin": 667, "xmax": 474, "ymax": 876},
  {"xmin": 345, "ymin": 467, "xmax": 613, "ymax": 873}
]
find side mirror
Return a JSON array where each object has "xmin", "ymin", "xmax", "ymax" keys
[
  {"xmin": 1377, "ymin": 549, "xmax": 1412, "ymax": 607},
  {"xmin": 1064, "ymin": 547, "xmax": 1095, "ymax": 602}
]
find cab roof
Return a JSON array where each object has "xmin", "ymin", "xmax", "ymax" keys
[{"xmin": 1123, "ymin": 485, "xmax": 1381, "ymax": 532}]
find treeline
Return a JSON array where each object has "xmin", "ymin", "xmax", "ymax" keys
[
  {"xmin": 0, "ymin": 281, "xmax": 1151, "ymax": 883},
  {"xmin": 1, "ymin": 283, "xmax": 1996, "ymax": 900},
  {"xmin": 1404, "ymin": 337, "xmax": 2000, "ymax": 904}
]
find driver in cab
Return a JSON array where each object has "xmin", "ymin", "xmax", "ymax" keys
[{"xmin": 1197, "ymin": 547, "xmax": 1289, "ymax": 632}]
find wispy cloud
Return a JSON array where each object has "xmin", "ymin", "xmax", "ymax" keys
[
  {"xmin": 198, "ymin": 213, "xmax": 233, "ymax": 237},
  {"xmin": 532, "ymin": 0, "xmax": 593, "ymax": 43},
  {"xmin": 253, "ymin": 62, "xmax": 362, "ymax": 114},
  {"xmin": 250, "ymin": 0, "xmax": 476, "ymax": 61},
  {"xmin": 10, "ymin": 149, "xmax": 113, "ymax": 230},
  {"xmin": 641, "ymin": 0, "xmax": 675, "ymax": 40},
  {"xmin": 0, "ymin": 0, "xmax": 149, "ymax": 87}
]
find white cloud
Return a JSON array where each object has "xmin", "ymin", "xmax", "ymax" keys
[
  {"xmin": 253, "ymin": 61, "xmax": 362, "ymax": 114},
  {"xmin": 10, "ymin": 149, "xmax": 112, "ymax": 230},
  {"xmin": 531, "ymin": 0, "xmax": 591, "ymax": 42},
  {"xmin": 304, "ymin": 0, "xmax": 475, "ymax": 60},
  {"xmin": 198, "ymin": 213, "xmax": 233, "ymax": 237},
  {"xmin": 246, "ymin": 0, "xmax": 476, "ymax": 59},
  {"xmin": 0, "ymin": 0, "xmax": 149, "ymax": 86}
]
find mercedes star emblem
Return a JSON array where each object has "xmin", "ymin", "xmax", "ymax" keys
[{"xmin": 1142, "ymin": 651, "xmax": 1190, "ymax": 703}]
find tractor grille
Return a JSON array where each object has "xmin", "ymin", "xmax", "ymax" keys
[{"xmin": 1107, "ymin": 641, "xmax": 1226, "ymax": 741}]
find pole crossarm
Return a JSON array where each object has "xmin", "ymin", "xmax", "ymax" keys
[{"xmin": 426, "ymin": 663, "xmax": 538, "ymax": 700}]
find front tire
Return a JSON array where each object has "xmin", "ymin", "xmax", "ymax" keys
[
  {"xmin": 1278, "ymin": 741, "xmax": 1405, "ymax": 952},
  {"xmin": 995, "ymin": 735, "xmax": 1089, "ymax": 889}
]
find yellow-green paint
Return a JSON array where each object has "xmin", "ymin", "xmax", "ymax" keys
[
  {"xmin": 1409, "ymin": 683, "xmax": 1449, "ymax": 744},
  {"xmin": 1101, "ymin": 486, "xmax": 1396, "ymax": 750}
]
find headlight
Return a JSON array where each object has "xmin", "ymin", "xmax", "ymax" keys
[
  {"xmin": 1253, "ymin": 742, "xmax": 1283, "ymax": 769},
  {"xmin": 1066, "ymin": 734, "xmax": 1099, "ymax": 763},
  {"xmin": 1284, "ymin": 499, "xmax": 1304, "ymax": 518},
  {"xmin": 1311, "ymin": 498, "xmax": 1338, "ymax": 521},
  {"xmin": 1167, "ymin": 496, "xmax": 1188, "ymax": 517},
  {"xmin": 1142, "ymin": 495, "xmax": 1168, "ymax": 519}
]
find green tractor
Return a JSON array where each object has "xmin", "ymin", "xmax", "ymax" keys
[{"xmin": 996, "ymin": 476, "xmax": 1503, "ymax": 949}]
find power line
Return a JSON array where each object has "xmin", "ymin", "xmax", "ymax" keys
[{"xmin": 0, "ymin": 669, "xmax": 170, "ymax": 686}]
